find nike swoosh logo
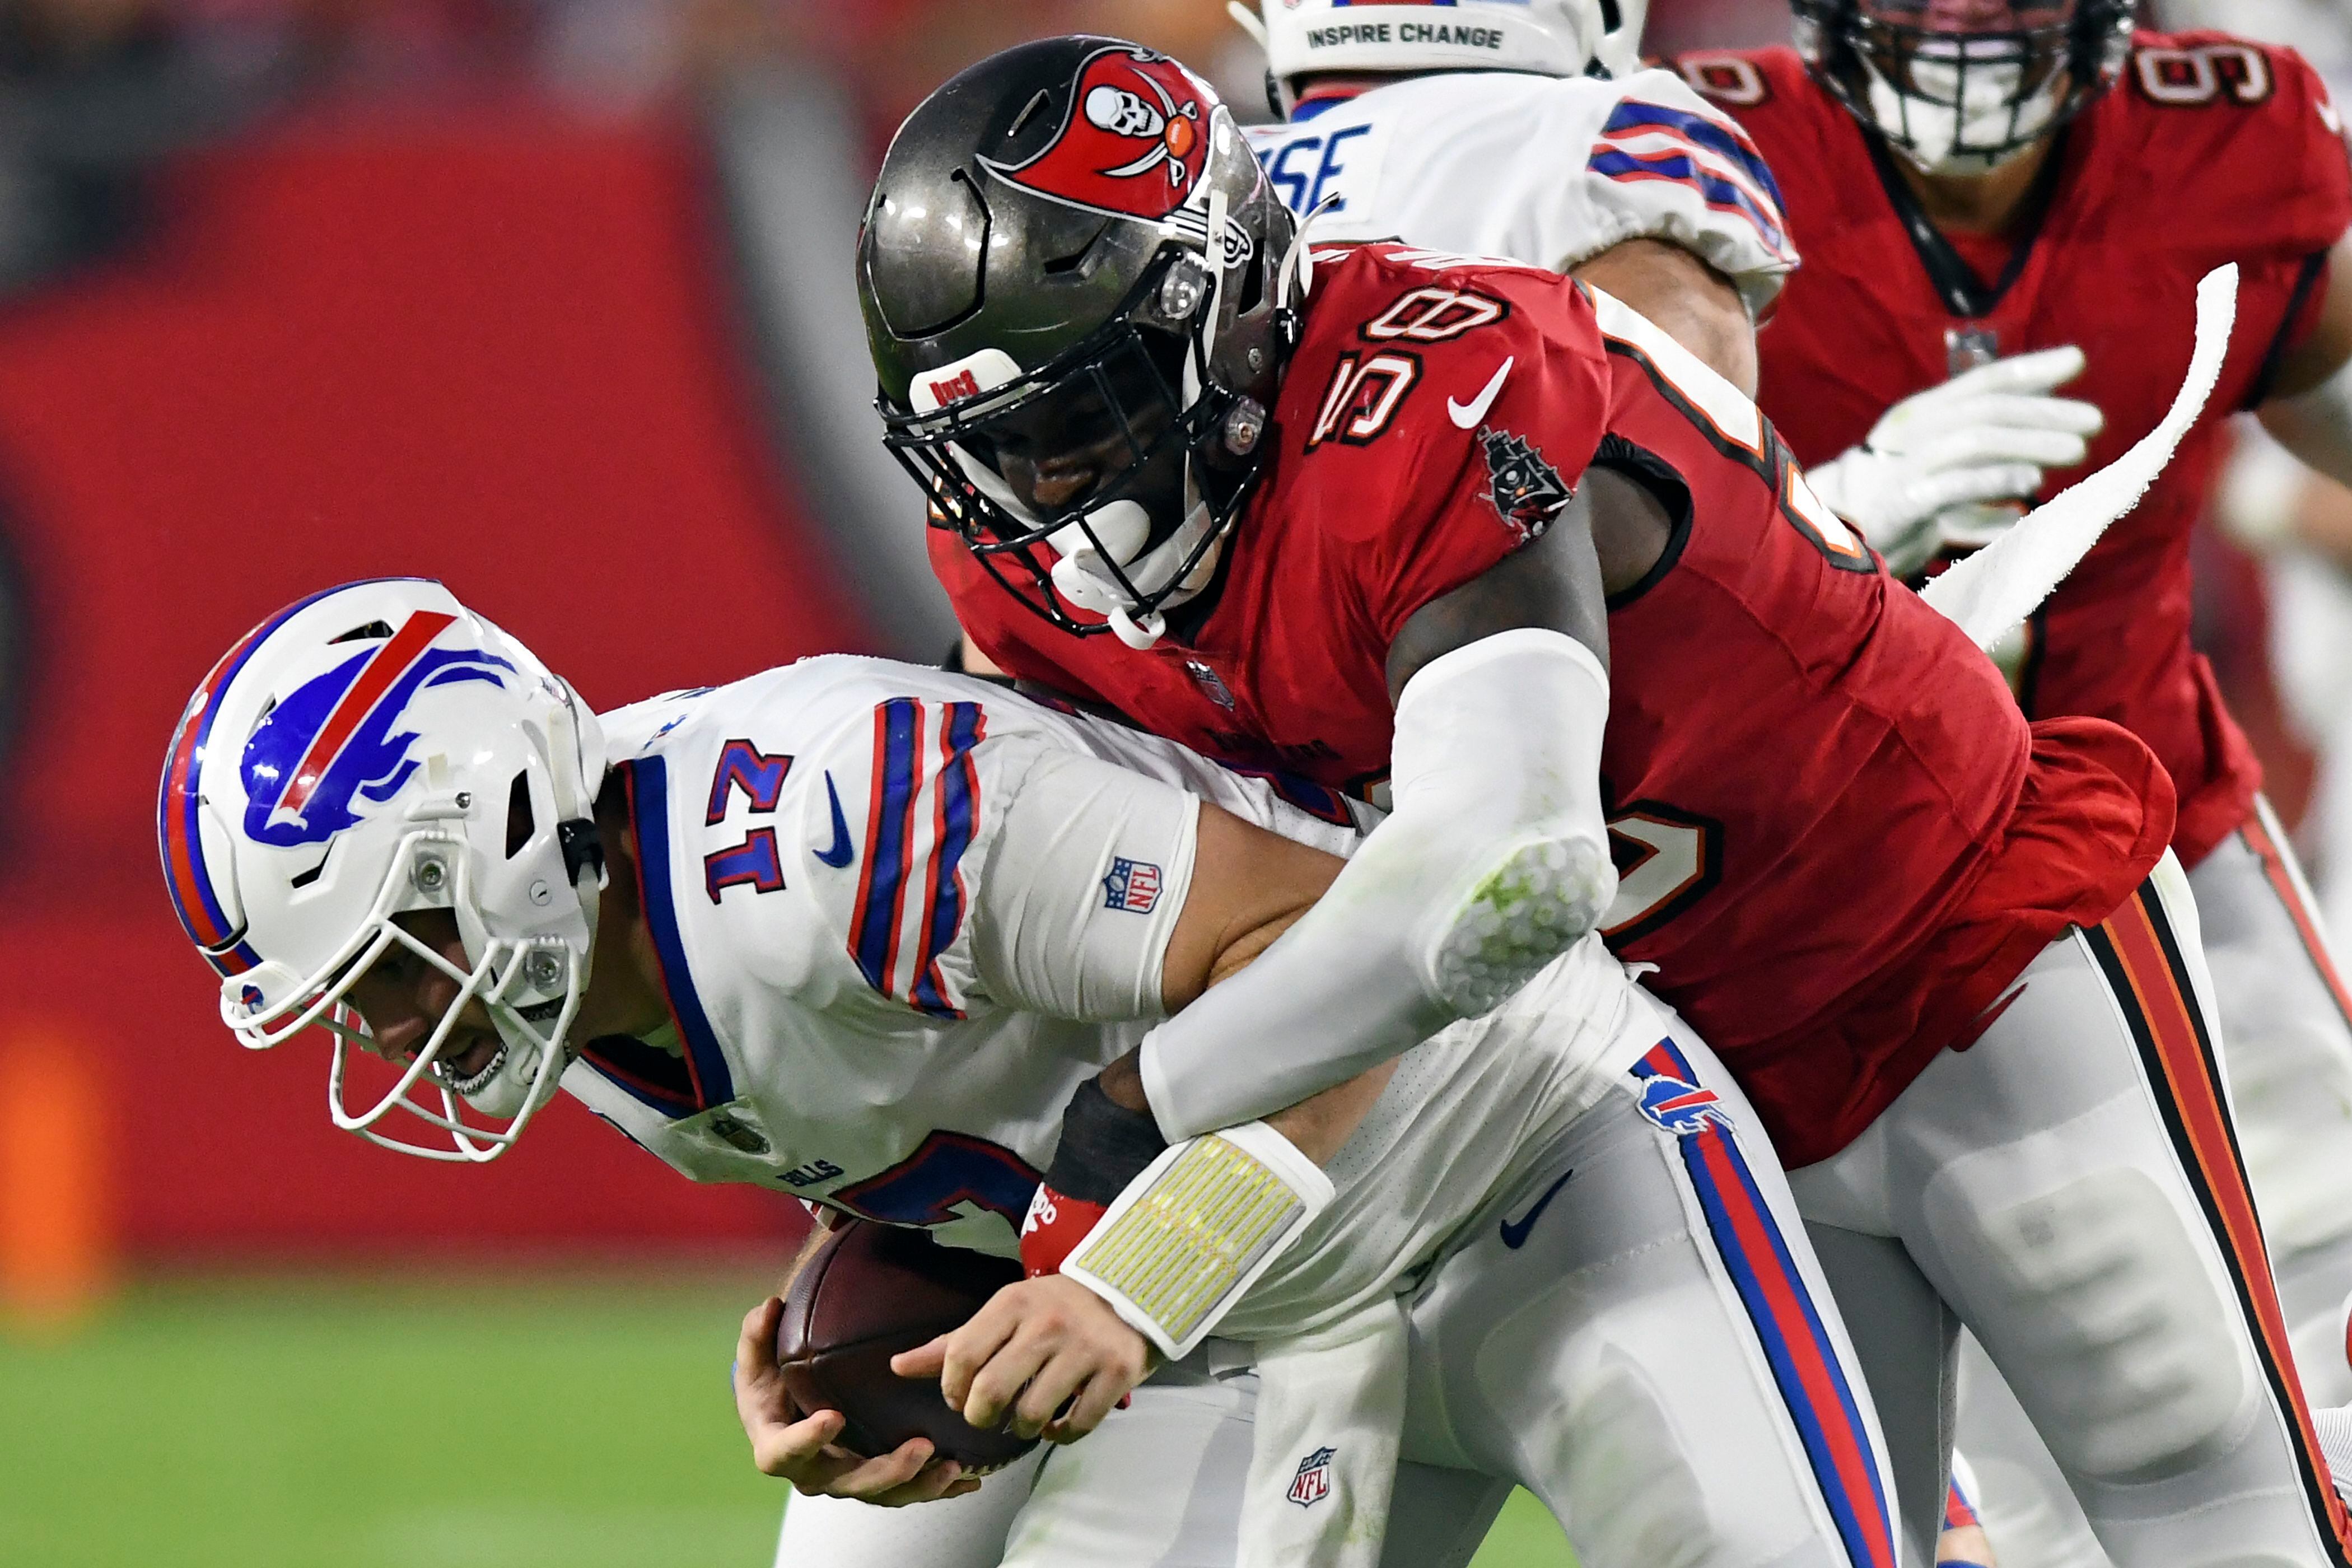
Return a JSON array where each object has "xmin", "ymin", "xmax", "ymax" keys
[
  {"xmin": 1499, "ymin": 1166, "xmax": 1573, "ymax": 1250},
  {"xmin": 1448, "ymin": 356, "xmax": 1514, "ymax": 429},
  {"xmin": 813, "ymin": 772, "xmax": 855, "ymax": 868}
]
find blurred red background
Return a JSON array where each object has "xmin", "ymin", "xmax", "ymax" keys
[{"xmin": 0, "ymin": 0, "xmax": 2331, "ymax": 1273}]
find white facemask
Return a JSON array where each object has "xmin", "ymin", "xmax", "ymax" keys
[{"xmin": 1864, "ymin": 37, "xmax": 2067, "ymax": 174}]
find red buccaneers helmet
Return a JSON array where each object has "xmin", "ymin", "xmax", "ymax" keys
[{"xmin": 1794, "ymin": 0, "xmax": 2135, "ymax": 173}]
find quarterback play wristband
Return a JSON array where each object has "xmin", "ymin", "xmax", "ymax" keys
[{"xmin": 1061, "ymin": 1120, "xmax": 1334, "ymax": 1361}]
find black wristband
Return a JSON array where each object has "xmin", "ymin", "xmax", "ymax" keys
[{"xmin": 1043, "ymin": 1077, "xmax": 1169, "ymax": 1205}]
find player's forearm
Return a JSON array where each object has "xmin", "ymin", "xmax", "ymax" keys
[
  {"xmin": 1136, "ymin": 630, "xmax": 1616, "ymax": 1141},
  {"xmin": 1262, "ymin": 1058, "xmax": 1399, "ymax": 1165},
  {"xmin": 1099, "ymin": 1046, "xmax": 1395, "ymax": 1167},
  {"xmin": 2238, "ymin": 409, "xmax": 2352, "ymax": 572},
  {"xmin": 1572, "ymin": 238, "xmax": 1758, "ymax": 396},
  {"xmin": 2262, "ymin": 380, "xmax": 2352, "ymax": 496}
]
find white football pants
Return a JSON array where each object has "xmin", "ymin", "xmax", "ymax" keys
[
  {"xmin": 773, "ymin": 1028, "xmax": 1900, "ymax": 1568},
  {"xmin": 1793, "ymin": 853, "xmax": 2352, "ymax": 1568},
  {"xmin": 1388, "ymin": 1026, "xmax": 1899, "ymax": 1568},
  {"xmin": 1949, "ymin": 813, "xmax": 2352, "ymax": 1568},
  {"xmin": 772, "ymin": 1355, "xmax": 1257, "ymax": 1568}
]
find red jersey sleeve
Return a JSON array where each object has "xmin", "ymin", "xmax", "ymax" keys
[
  {"xmin": 1292, "ymin": 248, "xmax": 1615, "ymax": 645},
  {"xmin": 2190, "ymin": 36, "xmax": 2352, "ymax": 260},
  {"xmin": 2135, "ymin": 34, "xmax": 2352, "ymax": 391}
]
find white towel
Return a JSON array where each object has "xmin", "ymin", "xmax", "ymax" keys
[
  {"xmin": 1239, "ymin": 1295, "xmax": 1411, "ymax": 1568},
  {"xmin": 1921, "ymin": 264, "xmax": 2237, "ymax": 652}
]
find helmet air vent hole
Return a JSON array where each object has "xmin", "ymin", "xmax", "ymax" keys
[
  {"xmin": 328, "ymin": 621, "xmax": 395, "ymax": 644},
  {"xmin": 1234, "ymin": 244, "xmax": 1266, "ymax": 316},
  {"xmin": 1599, "ymin": 0, "xmax": 1621, "ymax": 31},
  {"xmin": 1007, "ymin": 88, "xmax": 1052, "ymax": 142},
  {"xmin": 505, "ymin": 771, "xmax": 534, "ymax": 859},
  {"xmin": 1044, "ymin": 226, "xmax": 1105, "ymax": 277}
]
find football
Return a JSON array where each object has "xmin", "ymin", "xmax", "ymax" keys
[{"xmin": 774, "ymin": 1218, "xmax": 1039, "ymax": 1473}]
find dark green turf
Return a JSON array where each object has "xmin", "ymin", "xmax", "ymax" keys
[{"xmin": 0, "ymin": 1274, "xmax": 1570, "ymax": 1567}]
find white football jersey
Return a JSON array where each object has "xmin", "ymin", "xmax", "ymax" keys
[
  {"xmin": 1244, "ymin": 68, "xmax": 1796, "ymax": 314},
  {"xmin": 563, "ymin": 656, "xmax": 1651, "ymax": 1337}
]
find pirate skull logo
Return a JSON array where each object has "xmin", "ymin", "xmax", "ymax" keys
[{"xmin": 979, "ymin": 45, "xmax": 1216, "ymax": 220}]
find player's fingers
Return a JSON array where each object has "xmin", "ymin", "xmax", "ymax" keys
[
  {"xmin": 828, "ymin": 1438, "xmax": 938, "ymax": 1500},
  {"xmin": 1940, "ymin": 393, "xmax": 2106, "ymax": 438},
  {"xmin": 1939, "ymin": 508, "xmax": 2021, "ymax": 549},
  {"xmin": 937, "ymin": 1302, "xmax": 1023, "ymax": 1412},
  {"xmin": 872, "ymin": 1458, "xmax": 970, "ymax": 1508},
  {"xmin": 961, "ymin": 1323, "xmax": 1056, "ymax": 1431},
  {"xmin": 1051, "ymin": 1369, "xmax": 1132, "ymax": 1441},
  {"xmin": 890, "ymin": 1337, "xmax": 949, "ymax": 1381},
  {"xmin": 1908, "ymin": 464, "xmax": 2045, "ymax": 514},
  {"xmin": 750, "ymin": 1408, "xmax": 844, "ymax": 1477},
  {"xmin": 1946, "ymin": 344, "xmax": 2088, "ymax": 396},
  {"xmin": 1918, "ymin": 424, "xmax": 2089, "ymax": 472},
  {"xmin": 1009, "ymin": 1347, "xmax": 1095, "ymax": 1439},
  {"xmin": 736, "ymin": 1297, "xmax": 785, "ymax": 1383}
]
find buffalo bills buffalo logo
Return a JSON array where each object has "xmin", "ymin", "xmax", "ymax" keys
[
  {"xmin": 240, "ymin": 620, "xmax": 514, "ymax": 848},
  {"xmin": 1477, "ymin": 427, "xmax": 1571, "ymax": 543},
  {"xmin": 978, "ymin": 46, "xmax": 1215, "ymax": 223},
  {"xmin": 1636, "ymin": 1074, "xmax": 1730, "ymax": 1137}
]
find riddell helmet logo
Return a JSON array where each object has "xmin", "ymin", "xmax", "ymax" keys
[{"xmin": 978, "ymin": 46, "xmax": 1215, "ymax": 222}]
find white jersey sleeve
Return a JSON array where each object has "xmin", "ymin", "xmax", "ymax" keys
[
  {"xmin": 1244, "ymin": 68, "xmax": 1795, "ymax": 314},
  {"xmin": 605, "ymin": 659, "xmax": 1366, "ymax": 1035},
  {"xmin": 964, "ymin": 746, "xmax": 1201, "ymax": 1022},
  {"xmin": 777, "ymin": 689, "xmax": 1203, "ymax": 1026}
]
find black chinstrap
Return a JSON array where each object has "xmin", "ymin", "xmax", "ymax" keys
[{"xmin": 876, "ymin": 260, "xmax": 1268, "ymax": 638}]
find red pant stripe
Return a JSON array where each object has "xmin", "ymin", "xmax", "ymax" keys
[
  {"xmin": 2089, "ymin": 884, "xmax": 2352, "ymax": 1561},
  {"xmin": 2239, "ymin": 808, "xmax": 2352, "ymax": 1033}
]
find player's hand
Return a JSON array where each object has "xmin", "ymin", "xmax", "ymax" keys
[
  {"xmin": 733, "ymin": 1296, "xmax": 982, "ymax": 1506},
  {"xmin": 1806, "ymin": 345, "xmax": 2105, "ymax": 577},
  {"xmin": 894, "ymin": 1276, "xmax": 1153, "ymax": 1445}
]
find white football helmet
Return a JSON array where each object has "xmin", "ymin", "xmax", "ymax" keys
[
  {"xmin": 1254, "ymin": 0, "xmax": 1648, "ymax": 109},
  {"xmin": 157, "ymin": 578, "xmax": 608, "ymax": 1161}
]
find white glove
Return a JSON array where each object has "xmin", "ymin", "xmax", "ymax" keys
[{"xmin": 1804, "ymin": 345, "xmax": 2105, "ymax": 577}]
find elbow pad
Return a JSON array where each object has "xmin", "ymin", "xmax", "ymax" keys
[
  {"xmin": 1391, "ymin": 629, "xmax": 1617, "ymax": 1014},
  {"xmin": 1138, "ymin": 628, "xmax": 1614, "ymax": 1140}
]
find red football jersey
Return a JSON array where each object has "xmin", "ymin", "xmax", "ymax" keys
[
  {"xmin": 1679, "ymin": 34, "xmax": 2352, "ymax": 867},
  {"xmin": 939, "ymin": 244, "xmax": 2168, "ymax": 1162}
]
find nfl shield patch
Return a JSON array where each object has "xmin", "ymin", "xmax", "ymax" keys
[
  {"xmin": 1102, "ymin": 857, "xmax": 1163, "ymax": 913},
  {"xmin": 1287, "ymin": 1445, "xmax": 1336, "ymax": 1508}
]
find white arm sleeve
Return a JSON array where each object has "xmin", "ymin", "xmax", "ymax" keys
[
  {"xmin": 965, "ymin": 746, "xmax": 1200, "ymax": 1023},
  {"xmin": 1137, "ymin": 629, "xmax": 1615, "ymax": 1141}
]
